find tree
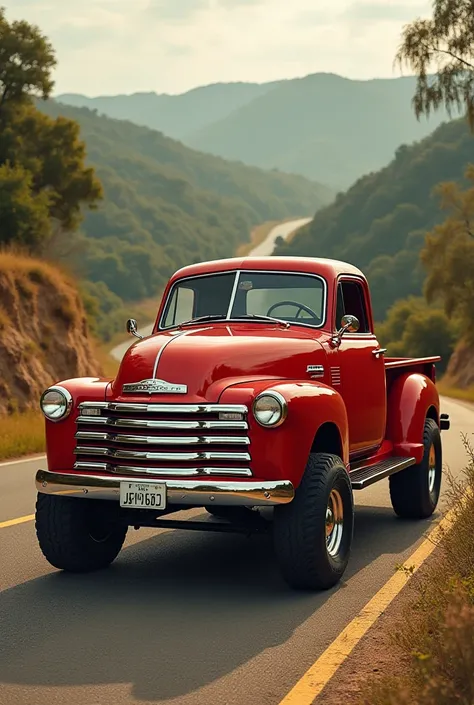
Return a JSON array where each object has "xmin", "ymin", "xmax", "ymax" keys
[
  {"xmin": 376, "ymin": 297, "xmax": 456, "ymax": 371},
  {"xmin": 421, "ymin": 164, "xmax": 474, "ymax": 336},
  {"xmin": 0, "ymin": 7, "xmax": 55, "ymax": 119},
  {"xmin": 395, "ymin": 0, "xmax": 474, "ymax": 126},
  {"xmin": 0, "ymin": 162, "xmax": 51, "ymax": 249},
  {"xmin": 0, "ymin": 10, "xmax": 102, "ymax": 253}
]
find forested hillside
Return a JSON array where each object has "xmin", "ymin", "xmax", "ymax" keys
[
  {"xmin": 38, "ymin": 101, "xmax": 332, "ymax": 338},
  {"xmin": 57, "ymin": 81, "xmax": 281, "ymax": 140},
  {"xmin": 58, "ymin": 74, "xmax": 454, "ymax": 190},
  {"xmin": 274, "ymin": 118, "xmax": 474, "ymax": 321}
]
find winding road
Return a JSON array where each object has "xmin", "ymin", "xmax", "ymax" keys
[{"xmin": 1, "ymin": 218, "xmax": 472, "ymax": 705}]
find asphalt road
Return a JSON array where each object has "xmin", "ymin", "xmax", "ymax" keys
[
  {"xmin": 110, "ymin": 218, "xmax": 312, "ymax": 362},
  {"xmin": 0, "ymin": 397, "xmax": 472, "ymax": 705}
]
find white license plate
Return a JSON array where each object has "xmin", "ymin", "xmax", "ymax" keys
[{"xmin": 119, "ymin": 481, "xmax": 166, "ymax": 510}]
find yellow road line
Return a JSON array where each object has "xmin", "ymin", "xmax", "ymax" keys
[
  {"xmin": 279, "ymin": 506, "xmax": 457, "ymax": 705},
  {"xmin": 0, "ymin": 514, "xmax": 34, "ymax": 530}
]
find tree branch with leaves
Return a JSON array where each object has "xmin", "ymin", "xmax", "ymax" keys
[
  {"xmin": 396, "ymin": 0, "xmax": 474, "ymax": 126},
  {"xmin": 0, "ymin": 7, "xmax": 56, "ymax": 120}
]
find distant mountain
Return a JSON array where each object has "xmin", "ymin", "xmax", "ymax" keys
[
  {"xmin": 38, "ymin": 101, "xmax": 332, "ymax": 339},
  {"xmin": 185, "ymin": 73, "xmax": 458, "ymax": 189},
  {"xmin": 58, "ymin": 73, "xmax": 458, "ymax": 190},
  {"xmin": 56, "ymin": 80, "xmax": 281, "ymax": 140},
  {"xmin": 274, "ymin": 118, "xmax": 474, "ymax": 321}
]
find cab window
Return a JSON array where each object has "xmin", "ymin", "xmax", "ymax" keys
[{"xmin": 335, "ymin": 280, "xmax": 370, "ymax": 333}]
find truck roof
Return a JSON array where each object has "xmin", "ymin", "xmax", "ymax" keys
[{"xmin": 169, "ymin": 256, "xmax": 365, "ymax": 283}]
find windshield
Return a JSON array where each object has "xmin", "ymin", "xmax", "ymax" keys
[{"xmin": 160, "ymin": 271, "xmax": 326, "ymax": 329}]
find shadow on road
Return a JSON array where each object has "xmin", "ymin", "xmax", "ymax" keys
[{"xmin": 0, "ymin": 505, "xmax": 438, "ymax": 701}]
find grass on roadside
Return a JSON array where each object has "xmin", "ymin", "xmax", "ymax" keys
[
  {"xmin": 0, "ymin": 410, "xmax": 45, "ymax": 460},
  {"xmin": 358, "ymin": 439, "xmax": 474, "ymax": 705},
  {"xmin": 437, "ymin": 379, "xmax": 474, "ymax": 403}
]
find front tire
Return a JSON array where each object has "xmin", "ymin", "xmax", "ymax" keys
[
  {"xmin": 389, "ymin": 418, "xmax": 442, "ymax": 519},
  {"xmin": 273, "ymin": 453, "xmax": 354, "ymax": 590},
  {"xmin": 35, "ymin": 494, "xmax": 128, "ymax": 572}
]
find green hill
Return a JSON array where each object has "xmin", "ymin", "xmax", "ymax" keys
[
  {"xmin": 58, "ymin": 73, "xmax": 459, "ymax": 191},
  {"xmin": 56, "ymin": 81, "xmax": 281, "ymax": 141},
  {"xmin": 274, "ymin": 118, "xmax": 474, "ymax": 321},
  {"xmin": 184, "ymin": 73, "xmax": 456, "ymax": 189},
  {"xmin": 37, "ymin": 101, "xmax": 332, "ymax": 338}
]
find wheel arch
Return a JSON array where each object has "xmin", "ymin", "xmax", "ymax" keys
[
  {"xmin": 311, "ymin": 421, "xmax": 344, "ymax": 460},
  {"xmin": 386, "ymin": 372, "xmax": 440, "ymax": 463},
  {"xmin": 219, "ymin": 379, "xmax": 350, "ymax": 486}
]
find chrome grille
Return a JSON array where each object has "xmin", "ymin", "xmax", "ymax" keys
[{"xmin": 74, "ymin": 402, "xmax": 252, "ymax": 478}]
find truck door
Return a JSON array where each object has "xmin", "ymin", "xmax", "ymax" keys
[{"xmin": 334, "ymin": 277, "xmax": 387, "ymax": 455}]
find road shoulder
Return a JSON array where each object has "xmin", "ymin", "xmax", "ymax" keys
[{"xmin": 312, "ymin": 557, "xmax": 432, "ymax": 704}]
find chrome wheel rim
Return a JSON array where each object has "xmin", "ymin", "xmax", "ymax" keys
[
  {"xmin": 326, "ymin": 489, "xmax": 344, "ymax": 557},
  {"xmin": 428, "ymin": 444, "xmax": 437, "ymax": 496}
]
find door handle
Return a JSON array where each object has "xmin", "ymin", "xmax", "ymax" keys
[{"xmin": 372, "ymin": 348, "xmax": 387, "ymax": 357}]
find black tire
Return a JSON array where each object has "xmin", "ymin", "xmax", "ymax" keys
[
  {"xmin": 273, "ymin": 453, "xmax": 354, "ymax": 590},
  {"xmin": 35, "ymin": 494, "xmax": 128, "ymax": 572},
  {"xmin": 389, "ymin": 418, "xmax": 442, "ymax": 519}
]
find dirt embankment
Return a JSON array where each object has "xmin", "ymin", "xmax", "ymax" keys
[
  {"xmin": 444, "ymin": 338, "xmax": 474, "ymax": 389},
  {"xmin": 0, "ymin": 253, "xmax": 102, "ymax": 414}
]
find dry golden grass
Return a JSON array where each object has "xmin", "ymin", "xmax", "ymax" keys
[
  {"xmin": 438, "ymin": 380, "xmax": 474, "ymax": 403},
  {"xmin": 0, "ymin": 410, "xmax": 45, "ymax": 460},
  {"xmin": 0, "ymin": 249, "xmax": 83, "ymax": 328},
  {"xmin": 0, "ymin": 249, "xmax": 75, "ymax": 292},
  {"xmin": 358, "ymin": 440, "xmax": 474, "ymax": 705}
]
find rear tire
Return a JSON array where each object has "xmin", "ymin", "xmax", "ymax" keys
[
  {"xmin": 389, "ymin": 418, "xmax": 442, "ymax": 519},
  {"xmin": 35, "ymin": 494, "xmax": 128, "ymax": 572},
  {"xmin": 273, "ymin": 453, "xmax": 354, "ymax": 590}
]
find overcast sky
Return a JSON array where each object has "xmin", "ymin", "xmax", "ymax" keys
[{"xmin": 9, "ymin": 0, "xmax": 431, "ymax": 96}]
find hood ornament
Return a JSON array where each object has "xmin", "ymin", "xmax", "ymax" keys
[{"xmin": 122, "ymin": 378, "xmax": 187, "ymax": 394}]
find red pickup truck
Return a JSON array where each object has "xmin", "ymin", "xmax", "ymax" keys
[{"xmin": 35, "ymin": 256, "xmax": 449, "ymax": 590}]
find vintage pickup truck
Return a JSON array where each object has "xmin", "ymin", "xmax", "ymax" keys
[{"xmin": 35, "ymin": 256, "xmax": 450, "ymax": 590}]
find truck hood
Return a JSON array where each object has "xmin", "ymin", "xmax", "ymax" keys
[{"xmin": 112, "ymin": 324, "xmax": 326, "ymax": 402}]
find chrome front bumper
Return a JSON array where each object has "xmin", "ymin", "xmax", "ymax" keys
[{"xmin": 35, "ymin": 469, "xmax": 295, "ymax": 507}]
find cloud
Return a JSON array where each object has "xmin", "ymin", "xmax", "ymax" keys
[
  {"xmin": 343, "ymin": 2, "xmax": 429, "ymax": 23},
  {"xmin": 146, "ymin": 0, "xmax": 209, "ymax": 22},
  {"xmin": 6, "ymin": 0, "xmax": 432, "ymax": 96},
  {"xmin": 217, "ymin": 0, "xmax": 263, "ymax": 7}
]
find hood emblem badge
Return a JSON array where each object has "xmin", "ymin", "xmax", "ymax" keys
[
  {"xmin": 307, "ymin": 365, "xmax": 324, "ymax": 379},
  {"xmin": 122, "ymin": 378, "xmax": 187, "ymax": 394}
]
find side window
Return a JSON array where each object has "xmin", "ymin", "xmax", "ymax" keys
[{"xmin": 338, "ymin": 280, "xmax": 370, "ymax": 333}]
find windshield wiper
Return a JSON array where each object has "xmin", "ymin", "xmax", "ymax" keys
[
  {"xmin": 178, "ymin": 314, "xmax": 228, "ymax": 328},
  {"xmin": 178, "ymin": 313, "xmax": 291, "ymax": 329},
  {"xmin": 238, "ymin": 314, "xmax": 290, "ymax": 328}
]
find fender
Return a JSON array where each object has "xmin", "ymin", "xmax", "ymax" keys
[
  {"xmin": 386, "ymin": 372, "xmax": 440, "ymax": 463},
  {"xmin": 44, "ymin": 377, "xmax": 111, "ymax": 472},
  {"xmin": 219, "ymin": 379, "xmax": 349, "ymax": 488}
]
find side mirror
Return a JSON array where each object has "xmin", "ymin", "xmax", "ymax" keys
[
  {"xmin": 126, "ymin": 318, "xmax": 143, "ymax": 340},
  {"xmin": 330, "ymin": 314, "xmax": 360, "ymax": 347},
  {"xmin": 341, "ymin": 314, "xmax": 360, "ymax": 333}
]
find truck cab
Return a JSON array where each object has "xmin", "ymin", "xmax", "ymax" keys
[{"xmin": 35, "ymin": 256, "xmax": 449, "ymax": 590}]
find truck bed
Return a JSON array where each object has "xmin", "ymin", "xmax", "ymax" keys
[{"xmin": 384, "ymin": 355, "xmax": 440, "ymax": 384}]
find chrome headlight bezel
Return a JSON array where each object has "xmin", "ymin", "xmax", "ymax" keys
[
  {"xmin": 252, "ymin": 391, "xmax": 288, "ymax": 428},
  {"xmin": 40, "ymin": 385, "xmax": 73, "ymax": 422}
]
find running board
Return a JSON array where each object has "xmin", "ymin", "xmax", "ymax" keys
[{"xmin": 349, "ymin": 456, "xmax": 416, "ymax": 490}]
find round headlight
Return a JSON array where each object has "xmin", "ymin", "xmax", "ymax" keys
[
  {"xmin": 253, "ymin": 391, "xmax": 287, "ymax": 427},
  {"xmin": 40, "ymin": 386, "xmax": 73, "ymax": 421}
]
